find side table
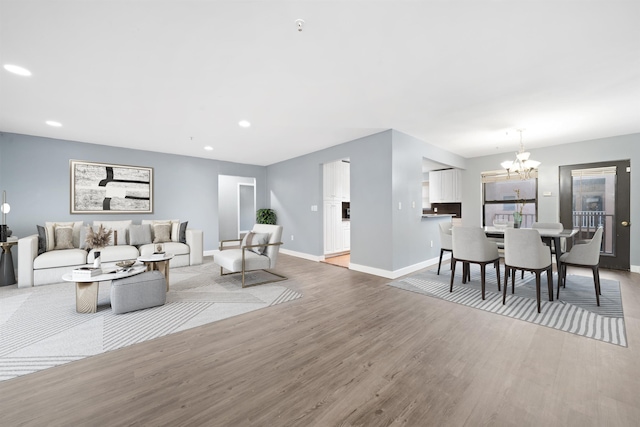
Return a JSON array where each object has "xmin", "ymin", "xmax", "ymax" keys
[
  {"xmin": 0, "ymin": 238, "xmax": 18, "ymax": 286},
  {"xmin": 137, "ymin": 253, "xmax": 174, "ymax": 291}
]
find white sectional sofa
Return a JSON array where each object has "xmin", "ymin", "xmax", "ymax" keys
[{"xmin": 18, "ymin": 220, "xmax": 203, "ymax": 287}]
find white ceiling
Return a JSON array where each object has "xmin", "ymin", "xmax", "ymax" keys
[{"xmin": 1, "ymin": 0, "xmax": 639, "ymax": 166}]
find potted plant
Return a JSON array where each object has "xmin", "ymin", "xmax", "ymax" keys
[
  {"xmin": 256, "ymin": 208, "xmax": 277, "ymax": 225},
  {"xmin": 513, "ymin": 189, "xmax": 524, "ymax": 228}
]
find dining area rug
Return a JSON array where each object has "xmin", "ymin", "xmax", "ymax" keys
[
  {"xmin": 0, "ymin": 261, "xmax": 301, "ymax": 382},
  {"xmin": 389, "ymin": 265, "xmax": 626, "ymax": 347}
]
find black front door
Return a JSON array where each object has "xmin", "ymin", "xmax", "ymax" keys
[{"xmin": 559, "ymin": 160, "xmax": 631, "ymax": 270}]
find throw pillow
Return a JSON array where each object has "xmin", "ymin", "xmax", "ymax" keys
[
  {"xmin": 45, "ymin": 221, "xmax": 84, "ymax": 249},
  {"xmin": 241, "ymin": 232, "xmax": 270, "ymax": 255},
  {"xmin": 36, "ymin": 225, "xmax": 47, "ymax": 255},
  {"xmin": 153, "ymin": 223, "xmax": 172, "ymax": 243},
  {"xmin": 179, "ymin": 221, "xmax": 188, "ymax": 244},
  {"xmin": 171, "ymin": 221, "xmax": 180, "ymax": 242},
  {"xmin": 54, "ymin": 225, "xmax": 74, "ymax": 250},
  {"xmin": 142, "ymin": 219, "xmax": 178, "ymax": 241},
  {"xmin": 129, "ymin": 224, "xmax": 152, "ymax": 245}
]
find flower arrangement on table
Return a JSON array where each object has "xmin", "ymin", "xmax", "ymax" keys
[
  {"xmin": 85, "ymin": 224, "xmax": 112, "ymax": 250},
  {"xmin": 513, "ymin": 188, "xmax": 525, "ymax": 227}
]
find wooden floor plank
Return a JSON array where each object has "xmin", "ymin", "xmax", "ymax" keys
[{"xmin": 1, "ymin": 255, "xmax": 639, "ymax": 426}]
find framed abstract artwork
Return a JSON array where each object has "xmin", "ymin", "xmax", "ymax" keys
[{"xmin": 70, "ymin": 160, "xmax": 153, "ymax": 214}]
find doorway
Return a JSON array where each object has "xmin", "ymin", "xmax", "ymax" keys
[
  {"xmin": 323, "ymin": 159, "xmax": 351, "ymax": 267},
  {"xmin": 559, "ymin": 160, "xmax": 631, "ymax": 270}
]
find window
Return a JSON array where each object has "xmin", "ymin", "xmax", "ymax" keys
[{"xmin": 482, "ymin": 170, "xmax": 538, "ymax": 228}]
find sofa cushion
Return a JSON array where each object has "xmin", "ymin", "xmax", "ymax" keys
[
  {"xmin": 139, "ymin": 242, "xmax": 190, "ymax": 257},
  {"xmin": 54, "ymin": 225, "xmax": 74, "ymax": 250},
  {"xmin": 129, "ymin": 224, "xmax": 152, "ymax": 245},
  {"xmin": 213, "ymin": 248, "xmax": 270, "ymax": 272},
  {"xmin": 93, "ymin": 220, "xmax": 132, "ymax": 245},
  {"xmin": 87, "ymin": 245, "xmax": 140, "ymax": 263},
  {"xmin": 153, "ymin": 223, "xmax": 172, "ymax": 243},
  {"xmin": 45, "ymin": 221, "xmax": 84, "ymax": 249},
  {"xmin": 241, "ymin": 232, "xmax": 270, "ymax": 255},
  {"xmin": 33, "ymin": 249, "xmax": 88, "ymax": 269},
  {"xmin": 179, "ymin": 221, "xmax": 188, "ymax": 244},
  {"xmin": 142, "ymin": 219, "xmax": 179, "ymax": 241},
  {"xmin": 36, "ymin": 225, "xmax": 47, "ymax": 255}
]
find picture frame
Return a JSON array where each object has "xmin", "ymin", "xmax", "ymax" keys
[{"xmin": 70, "ymin": 160, "xmax": 153, "ymax": 214}]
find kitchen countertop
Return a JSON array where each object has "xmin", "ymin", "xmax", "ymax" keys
[{"xmin": 422, "ymin": 213, "xmax": 456, "ymax": 218}]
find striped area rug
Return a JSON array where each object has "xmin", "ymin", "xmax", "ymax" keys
[
  {"xmin": 0, "ymin": 261, "xmax": 301, "ymax": 381},
  {"xmin": 389, "ymin": 267, "xmax": 626, "ymax": 347}
]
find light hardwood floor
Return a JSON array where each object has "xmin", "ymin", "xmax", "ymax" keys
[
  {"xmin": 1, "ymin": 255, "xmax": 640, "ymax": 426},
  {"xmin": 323, "ymin": 253, "xmax": 350, "ymax": 268}
]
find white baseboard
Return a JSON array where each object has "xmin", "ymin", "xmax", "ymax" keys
[
  {"xmin": 280, "ymin": 248, "xmax": 325, "ymax": 262},
  {"xmin": 203, "ymin": 250, "xmax": 216, "ymax": 257},
  {"xmin": 631, "ymin": 265, "xmax": 640, "ymax": 274},
  {"xmin": 350, "ymin": 254, "xmax": 446, "ymax": 279},
  {"xmin": 278, "ymin": 248, "xmax": 448, "ymax": 279}
]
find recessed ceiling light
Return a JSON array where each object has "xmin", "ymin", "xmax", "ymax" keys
[
  {"xmin": 238, "ymin": 120, "xmax": 251, "ymax": 128},
  {"xmin": 46, "ymin": 120, "xmax": 62, "ymax": 127},
  {"xmin": 3, "ymin": 64, "xmax": 32, "ymax": 76},
  {"xmin": 204, "ymin": 146, "xmax": 213, "ymax": 151}
]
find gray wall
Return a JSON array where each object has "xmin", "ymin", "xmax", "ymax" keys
[
  {"xmin": 0, "ymin": 132, "xmax": 267, "ymax": 253},
  {"xmin": 390, "ymin": 130, "xmax": 465, "ymax": 271},
  {"xmin": 267, "ymin": 129, "xmax": 466, "ymax": 274},
  {"xmin": 267, "ymin": 130, "xmax": 393, "ymax": 267},
  {"xmin": 460, "ymin": 133, "xmax": 640, "ymax": 267}
]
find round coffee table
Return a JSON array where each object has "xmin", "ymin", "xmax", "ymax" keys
[
  {"xmin": 137, "ymin": 253, "xmax": 174, "ymax": 291},
  {"xmin": 62, "ymin": 264, "xmax": 147, "ymax": 313}
]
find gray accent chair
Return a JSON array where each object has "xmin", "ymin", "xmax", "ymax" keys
[
  {"xmin": 212, "ymin": 224, "xmax": 286, "ymax": 287},
  {"xmin": 558, "ymin": 227, "xmax": 603, "ymax": 305},
  {"xmin": 503, "ymin": 228, "xmax": 553, "ymax": 313},
  {"xmin": 437, "ymin": 221, "xmax": 453, "ymax": 275},
  {"xmin": 111, "ymin": 270, "xmax": 167, "ymax": 314},
  {"xmin": 450, "ymin": 227, "xmax": 501, "ymax": 300}
]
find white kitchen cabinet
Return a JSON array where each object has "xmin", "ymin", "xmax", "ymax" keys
[
  {"xmin": 339, "ymin": 161, "xmax": 350, "ymax": 201},
  {"xmin": 342, "ymin": 220, "xmax": 351, "ymax": 251},
  {"xmin": 323, "ymin": 160, "xmax": 350, "ymax": 201},
  {"xmin": 324, "ymin": 201, "xmax": 343, "ymax": 254},
  {"xmin": 429, "ymin": 169, "xmax": 462, "ymax": 203},
  {"xmin": 323, "ymin": 162, "xmax": 338, "ymax": 200},
  {"xmin": 324, "ymin": 160, "xmax": 350, "ymax": 254}
]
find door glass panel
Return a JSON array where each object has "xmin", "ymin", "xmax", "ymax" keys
[{"xmin": 571, "ymin": 167, "xmax": 616, "ymax": 255}]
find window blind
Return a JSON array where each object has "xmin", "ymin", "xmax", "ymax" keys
[
  {"xmin": 481, "ymin": 169, "xmax": 538, "ymax": 183},
  {"xmin": 571, "ymin": 166, "xmax": 616, "ymax": 177}
]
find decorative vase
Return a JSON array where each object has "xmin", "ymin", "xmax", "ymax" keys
[
  {"xmin": 93, "ymin": 250, "xmax": 101, "ymax": 268},
  {"xmin": 513, "ymin": 212, "xmax": 522, "ymax": 229}
]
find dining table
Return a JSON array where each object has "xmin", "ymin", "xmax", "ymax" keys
[{"xmin": 484, "ymin": 226, "xmax": 578, "ymax": 272}]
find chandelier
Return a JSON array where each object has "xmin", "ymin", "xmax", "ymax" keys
[{"xmin": 500, "ymin": 129, "xmax": 540, "ymax": 179}]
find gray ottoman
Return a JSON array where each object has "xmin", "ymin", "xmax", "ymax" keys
[{"xmin": 111, "ymin": 270, "xmax": 167, "ymax": 314}]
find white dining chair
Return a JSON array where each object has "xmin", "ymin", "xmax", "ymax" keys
[
  {"xmin": 437, "ymin": 221, "xmax": 453, "ymax": 275},
  {"xmin": 558, "ymin": 227, "xmax": 603, "ymax": 306},
  {"xmin": 503, "ymin": 228, "xmax": 553, "ymax": 313},
  {"xmin": 450, "ymin": 227, "xmax": 500, "ymax": 300},
  {"xmin": 532, "ymin": 222, "xmax": 564, "ymax": 259}
]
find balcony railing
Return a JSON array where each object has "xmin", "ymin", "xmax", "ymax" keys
[{"xmin": 572, "ymin": 210, "xmax": 613, "ymax": 254}]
